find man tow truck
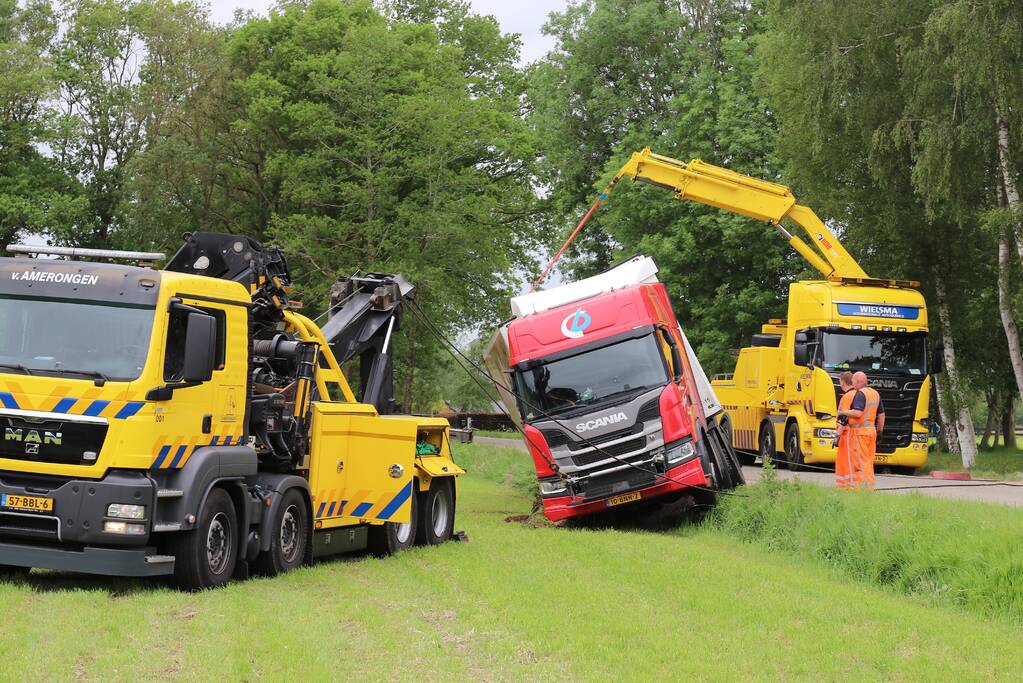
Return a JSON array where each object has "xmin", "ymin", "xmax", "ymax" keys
[
  {"xmin": 0, "ymin": 233, "xmax": 461, "ymax": 589},
  {"xmin": 610, "ymin": 149, "xmax": 935, "ymax": 473}
]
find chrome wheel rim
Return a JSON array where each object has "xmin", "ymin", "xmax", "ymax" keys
[
  {"xmin": 395, "ymin": 520, "xmax": 413, "ymax": 545},
  {"xmin": 431, "ymin": 490, "xmax": 451, "ymax": 537},
  {"xmin": 206, "ymin": 512, "xmax": 232, "ymax": 575},
  {"xmin": 280, "ymin": 505, "xmax": 300, "ymax": 563}
]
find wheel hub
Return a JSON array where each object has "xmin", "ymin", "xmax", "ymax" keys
[
  {"xmin": 280, "ymin": 505, "xmax": 299, "ymax": 562},
  {"xmin": 431, "ymin": 491, "xmax": 450, "ymax": 537},
  {"xmin": 206, "ymin": 512, "xmax": 232, "ymax": 575}
]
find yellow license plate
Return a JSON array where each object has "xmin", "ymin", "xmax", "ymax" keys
[
  {"xmin": 1, "ymin": 494, "xmax": 53, "ymax": 513},
  {"xmin": 606, "ymin": 492, "xmax": 642, "ymax": 507}
]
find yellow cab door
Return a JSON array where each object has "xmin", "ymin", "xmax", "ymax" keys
[
  {"xmin": 308, "ymin": 403, "xmax": 416, "ymax": 528},
  {"xmin": 147, "ymin": 294, "xmax": 247, "ymax": 471}
]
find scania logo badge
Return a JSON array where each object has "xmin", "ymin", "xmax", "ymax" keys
[{"xmin": 560, "ymin": 308, "xmax": 592, "ymax": 339}]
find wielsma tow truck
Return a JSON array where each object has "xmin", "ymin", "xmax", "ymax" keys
[{"xmin": 0, "ymin": 233, "xmax": 462, "ymax": 589}]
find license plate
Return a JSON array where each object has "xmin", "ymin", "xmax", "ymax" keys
[
  {"xmin": 1, "ymin": 494, "xmax": 53, "ymax": 513},
  {"xmin": 606, "ymin": 492, "xmax": 642, "ymax": 507}
]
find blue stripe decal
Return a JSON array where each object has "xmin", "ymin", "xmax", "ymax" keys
[
  {"xmin": 113, "ymin": 402, "xmax": 144, "ymax": 419},
  {"xmin": 0, "ymin": 392, "xmax": 18, "ymax": 409},
  {"xmin": 351, "ymin": 501, "xmax": 373, "ymax": 518},
  {"xmin": 327, "ymin": 501, "xmax": 337, "ymax": 516},
  {"xmin": 222, "ymin": 436, "xmax": 232, "ymax": 446},
  {"xmin": 338, "ymin": 501, "xmax": 347, "ymax": 516},
  {"xmin": 151, "ymin": 445, "xmax": 171, "ymax": 469},
  {"xmin": 317, "ymin": 502, "xmax": 326, "ymax": 518},
  {"xmin": 376, "ymin": 481, "xmax": 414, "ymax": 521},
  {"xmin": 52, "ymin": 397, "xmax": 77, "ymax": 413},
  {"xmin": 168, "ymin": 445, "xmax": 188, "ymax": 469},
  {"xmin": 83, "ymin": 399, "xmax": 110, "ymax": 417},
  {"xmin": 209, "ymin": 436, "xmax": 219, "ymax": 446}
]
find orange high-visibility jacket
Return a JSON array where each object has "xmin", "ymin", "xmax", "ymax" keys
[{"xmin": 849, "ymin": 386, "xmax": 881, "ymax": 432}]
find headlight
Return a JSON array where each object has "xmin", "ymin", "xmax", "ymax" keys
[
  {"xmin": 814, "ymin": 428, "xmax": 838, "ymax": 439},
  {"xmin": 103, "ymin": 521, "xmax": 146, "ymax": 535},
  {"xmin": 538, "ymin": 478, "xmax": 567, "ymax": 496},
  {"xmin": 911, "ymin": 433, "xmax": 928, "ymax": 443},
  {"xmin": 666, "ymin": 439, "xmax": 696, "ymax": 464},
  {"xmin": 107, "ymin": 503, "xmax": 146, "ymax": 520}
]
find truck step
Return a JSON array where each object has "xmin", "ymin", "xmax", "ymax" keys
[
  {"xmin": 145, "ymin": 554, "xmax": 175, "ymax": 565},
  {"xmin": 156, "ymin": 489, "xmax": 183, "ymax": 499},
  {"xmin": 152, "ymin": 523, "xmax": 183, "ymax": 533}
]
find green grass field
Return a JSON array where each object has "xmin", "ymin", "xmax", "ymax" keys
[
  {"xmin": 2, "ymin": 442, "xmax": 1023, "ymax": 680},
  {"xmin": 922, "ymin": 445, "xmax": 1023, "ymax": 479}
]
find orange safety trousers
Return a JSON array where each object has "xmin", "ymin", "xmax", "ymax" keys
[{"xmin": 835, "ymin": 389, "xmax": 878, "ymax": 490}]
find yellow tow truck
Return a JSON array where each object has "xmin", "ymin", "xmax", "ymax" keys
[
  {"xmin": 0, "ymin": 233, "xmax": 461, "ymax": 588},
  {"xmin": 611, "ymin": 149, "xmax": 936, "ymax": 473}
]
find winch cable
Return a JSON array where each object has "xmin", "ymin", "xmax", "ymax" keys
[{"xmin": 406, "ymin": 299, "xmax": 747, "ymax": 499}]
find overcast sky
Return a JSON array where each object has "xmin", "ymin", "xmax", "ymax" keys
[{"xmin": 208, "ymin": 0, "xmax": 569, "ymax": 64}]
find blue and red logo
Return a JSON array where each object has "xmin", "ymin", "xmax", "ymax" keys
[{"xmin": 560, "ymin": 308, "xmax": 592, "ymax": 339}]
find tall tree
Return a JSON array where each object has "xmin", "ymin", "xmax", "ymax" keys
[
  {"xmin": 530, "ymin": 0, "xmax": 791, "ymax": 373},
  {"xmin": 132, "ymin": 0, "xmax": 541, "ymax": 409},
  {"xmin": 0, "ymin": 0, "xmax": 77, "ymax": 247},
  {"xmin": 758, "ymin": 0, "xmax": 983, "ymax": 465}
]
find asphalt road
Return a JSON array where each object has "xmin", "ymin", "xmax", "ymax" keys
[{"xmin": 472, "ymin": 436, "xmax": 1023, "ymax": 507}]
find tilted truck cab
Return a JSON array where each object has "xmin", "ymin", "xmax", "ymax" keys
[
  {"xmin": 0, "ymin": 235, "xmax": 461, "ymax": 588},
  {"xmin": 486, "ymin": 256, "xmax": 743, "ymax": 521}
]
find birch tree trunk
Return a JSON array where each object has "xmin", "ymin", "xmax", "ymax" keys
[
  {"xmin": 979, "ymin": 390, "xmax": 998, "ymax": 449},
  {"xmin": 933, "ymin": 374, "xmax": 960, "ymax": 456},
  {"xmin": 996, "ymin": 232, "xmax": 1023, "ymax": 403},
  {"xmin": 996, "ymin": 104, "xmax": 1023, "ymax": 263},
  {"xmin": 933, "ymin": 267, "xmax": 978, "ymax": 467}
]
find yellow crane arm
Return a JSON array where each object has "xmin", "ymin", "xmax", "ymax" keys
[{"xmin": 610, "ymin": 148, "xmax": 869, "ymax": 280}]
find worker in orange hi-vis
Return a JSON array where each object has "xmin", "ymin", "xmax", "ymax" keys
[
  {"xmin": 839, "ymin": 371, "xmax": 885, "ymax": 490},
  {"xmin": 833, "ymin": 372, "xmax": 857, "ymax": 489}
]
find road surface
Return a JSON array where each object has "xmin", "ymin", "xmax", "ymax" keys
[{"xmin": 472, "ymin": 436, "xmax": 1023, "ymax": 507}]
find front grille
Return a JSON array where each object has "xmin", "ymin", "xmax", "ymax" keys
[
  {"xmin": 637, "ymin": 398, "xmax": 659, "ymax": 422},
  {"xmin": 571, "ymin": 436, "xmax": 646, "ymax": 467},
  {"xmin": 0, "ymin": 415, "xmax": 107, "ymax": 466},
  {"xmin": 0, "ymin": 511, "xmax": 59, "ymax": 541},
  {"xmin": 831, "ymin": 378, "xmax": 920, "ymax": 454},
  {"xmin": 541, "ymin": 429, "xmax": 570, "ymax": 448},
  {"xmin": 577, "ymin": 467, "xmax": 658, "ymax": 500}
]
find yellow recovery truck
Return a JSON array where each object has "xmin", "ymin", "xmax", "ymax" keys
[
  {"xmin": 611, "ymin": 149, "xmax": 935, "ymax": 473},
  {"xmin": 0, "ymin": 233, "xmax": 461, "ymax": 588}
]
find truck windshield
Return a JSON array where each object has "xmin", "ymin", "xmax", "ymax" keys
[
  {"xmin": 822, "ymin": 330, "xmax": 927, "ymax": 376},
  {"xmin": 514, "ymin": 334, "xmax": 669, "ymax": 419},
  {"xmin": 0, "ymin": 296, "xmax": 155, "ymax": 381}
]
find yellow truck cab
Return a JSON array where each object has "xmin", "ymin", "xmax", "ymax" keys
[
  {"xmin": 712, "ymin": 279, "xmax": 932, "ymax": 471},
  {"xmin": 0, "ymin": 234, "xmax": 461, "ymax": 589}
]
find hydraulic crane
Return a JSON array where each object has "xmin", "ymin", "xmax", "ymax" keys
[{"xmin": 608, "ymin": 148, "xmax": 934, "ymax": 472}]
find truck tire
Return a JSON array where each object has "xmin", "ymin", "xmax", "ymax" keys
[
  {"xmin": 759, "ymin": 423, "xmax": 785, "ymax": 469},
  {"xmin": 368, "ymin": 490, "xmax": 418, "ymax": 557},
  {"xmin": 169, "ymin": 487, "xmax": 238, "ymax": 590},
  {"xmin": 252, "ymin": 488, "xmax": 308, "ymax": 577},
  {"xmin": 785, "ymin": 422, "xmax": 806, "ymax": 472},
  {"xmin": 416, "ymin": 478, "xmax": 455, "ymax": 546}
]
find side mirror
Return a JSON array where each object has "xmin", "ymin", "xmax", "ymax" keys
[
  {"xmin": 182, "ymin": 312, "xmax": 216, "ymax": 382},
  {"xmin": 793, "ymin": 332, "xmax": 810, "ymax": 367},
  {"xmin": 931, "ymin": 342, "xmax": 944, "ymax": 374},
  {"xmin": 658, "ymin": 326, "xmax": 683, "ymax": 383}
]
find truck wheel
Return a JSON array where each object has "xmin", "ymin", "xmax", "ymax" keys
[
  {"xmin": 721, "ymin": 415, "xmax": 753, "ymax": 466},
  {"xmin": 368, "ymin": 490, "xmax": 418, "ymax": 557},
  {"xmin": 785, "ymin": 422, "xmax": 806, "ymax": 472},
  {"xmin": 759, "ymin": 423, "xmax": 785, "ymax": 469},
  {"xmin": 253, "ymin": 488, "xmax": 308, "ymax": 577},
  {"xmin": 169, "ymin": 487, "xmax": 238, "ymax": 590},
  {"xmin": 416, "ymin": 478, "xmax": 455, "ymax": 546}
]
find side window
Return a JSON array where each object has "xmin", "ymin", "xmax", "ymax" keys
[{"xmin": 163, "ymin": 306, "xmax": 226, "ymax": 381}]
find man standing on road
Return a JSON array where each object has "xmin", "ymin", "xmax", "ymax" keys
[
  {"xmin": 837, "ymin": 371, "xmax": 885, "ymax": 489},
  {"xmin": 834, "ymin": 372, "xmax": 856, "ymax": 489}
]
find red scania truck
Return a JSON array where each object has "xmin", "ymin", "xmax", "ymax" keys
[{"xmin": 486, "ymin": 256, "xmax": 742, "ymax": 521}]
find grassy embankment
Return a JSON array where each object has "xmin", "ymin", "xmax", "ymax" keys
[
  {"xmin": 1, "ymin": 442, "xmax": 1023, "ymax": 679},
  {"xmin": 922, "ymin": 444, "xmax": 1023, "ymax": 479}
]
